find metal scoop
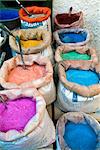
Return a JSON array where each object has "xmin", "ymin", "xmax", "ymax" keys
[
  {"xmin": 0, "ymin": 23, "xmax": 27, "ymax": 69},
  {"xmin": 16, "ymin": 0, "xmax": 32, "ymax": 17}
]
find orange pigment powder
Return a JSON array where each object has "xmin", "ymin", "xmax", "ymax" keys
[{"xmin": 7, "ymin": 64, "xmax": 46, "ymax": 85}]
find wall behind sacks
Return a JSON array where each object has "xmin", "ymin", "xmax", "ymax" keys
[{"xmin": 53, "ymin": 0, "xmax": 100, "ymax": 60}]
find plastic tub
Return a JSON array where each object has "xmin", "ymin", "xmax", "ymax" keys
[{"xmin": 0, "ymin": 8, "xmax": 20, "ymax": 30}]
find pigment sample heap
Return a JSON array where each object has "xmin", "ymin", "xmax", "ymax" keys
[
  {"xmin": 7, "ymin": 63, "xmax": 46, "ymax": 85},
  {"xmin": 0, "ymin": 97, "xmax": 36, "ymax": 132},
  {"xmin": 66, "ymin": 69, "xmax": 99, "ymax": 86},
  {"xmin": 20, "ymin": 40, "xmax": 43, "ymax": 48},
  {"xmin": 59, "ymin": 31, "xmax": 87, "ymax": 43},
  {"xmin": 61, "ymin": 51, "xmax": 91, "ymax": 60},
  {"xmin": 64, "ymin": 121, "xmax": 97, "ymax": 150}
]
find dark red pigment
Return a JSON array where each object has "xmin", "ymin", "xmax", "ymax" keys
[{"xmin": 56, "ymin": 14, "xmax": 80, "ymax": 25}]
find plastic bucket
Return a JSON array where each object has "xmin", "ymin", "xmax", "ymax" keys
[{"xmin": 0, "ymin": 8, "xmax": 20, "ymax": 30}]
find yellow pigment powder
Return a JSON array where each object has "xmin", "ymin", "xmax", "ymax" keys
[{"xmin": 21, "ymin": 40, "xmax": 43, "ymax": 48}]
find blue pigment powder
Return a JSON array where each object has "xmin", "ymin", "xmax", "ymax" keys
[
  {"xmin": 59, "ymin": 32, "xmax": 87, "ymax": 43},
  {"xmin": 0, "ymin": 9, "xmax": 19, "ymax": 20},
  {"xmin": 64, "ymin": 121, "xmax": 97, "ymax": 150},
  {"xmin": 66, "ymin": 69, "xmax": 99, "ymax": 86}
]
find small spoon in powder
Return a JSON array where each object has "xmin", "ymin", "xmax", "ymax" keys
[
  {"xmin": 16, "ymin": 0, "xmax": 32, "ymax": 17},
  {"xmin": 69, "ymin": 7, "xmax": 73, "ymax": 17},
  {"xmin": 15, "ymin": 36, "xmax": 27, "ymax": 70},
  {"xmin": 0, "ymin": 96, "xmax": 7, "ymax": 109},
  {"xmin": 0, "ymin": 24, "xmax": 27, "ymax": 69}
]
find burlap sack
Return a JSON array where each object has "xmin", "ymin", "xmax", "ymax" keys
[
  {"xmin": 0, "ymin": 55, "xmax": 56, "ymax": 105},
  {"xmin": 54, "ymin": 11, "xmax": 83, "ymax": 30},
  {"xmin": 12, "ymin": 45, "xmax": 54, "ymax": 64},
  {"xmin": 19, "ymin": 6, "xmax": 51, "ymax": 32},
  {"xmin": 0, "ymin": 88, "xmax": 55, "ymax": 150},
  {"xmin": 54, "ymin": 98, "xmax": 100, "ymax": 121},
  {"xmin": 9, "ymin": 28, "xmax": 51, "ymax": 54},
  {"xmin": 53, "ymin": 28, "xmax": 90, "ymax": 47},
  {"xmin": 56, "ymin": 112, "xmax": 100, "ymax": 150},
  {"xmin": 55, "ymin": 45, "xmax": 98, "ymax": 66},
  {"xmin": 90, "ymin": 112, "xmax": 100, "ymax": 122},
  {"xmin": 57, "ymin": 60, "xmax": 100, "ymax": 113},
  {"xmin": 54, "ymin": 102, "xmax": 64, "ymax": 120}
]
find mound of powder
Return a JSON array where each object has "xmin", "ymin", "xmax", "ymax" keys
[
  {"xmin": 66, "ymin": 69, "xmax": 99, "ymax": 86},
  {"xmin": 61, "ymin": 51, "xmax": 91, "ymax": 60},
  {"xmin": 64, "ymin": 121, "xmax": 97, "ymax": 150},
  {"xmin": 0, "ymin": 97, "xmax": 36, "ymax": 132},
  {"xmin": 59, "ymin": 32, "xmax": 87, "ymax": 43},
  {"xmin": 7, "ymin": 64, "xmax": 46, "ymax": 85},
  {"xmin": 21, "ymin": 40, "xmax": 43, "ymax": 48}
]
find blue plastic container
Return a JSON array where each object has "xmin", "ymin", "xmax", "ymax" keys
[{"xmin": 0, "ymin": 9, "xmax": 20, "ymax": 30}]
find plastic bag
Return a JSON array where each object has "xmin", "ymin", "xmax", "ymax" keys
[
  {"xmin": 55, "ymin": 45, "xmax": 98, "ymax": 66},
  {"xmin": 56, "ymin": 112, "xmax": 100, "ymax": 150},
  {"xmin": 0, "ymin": 55, "xmax": 56, "ymax": 105},
  {"xmin": 57, "ymin": 60, "xmax": 100, "ymax": 113},
  {"xmin": 54, "ymin": 9, "xmax": 83, "ymax": 30},
  {"xmin": 0, "ymin": 88, "xmax": 55, "ymax": 150},
  {"xmin": 19, "ymin": 6, "xmax": 51, "ymax": 32},
  {"xmin": 53, "ymin": 28, "xmax": 90, "ymax": 47},
  {"xmin": 9, "ymin": 28, "xmax": 51, "ymax": 54}
]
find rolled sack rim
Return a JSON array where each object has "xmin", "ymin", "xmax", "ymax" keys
[
  {"xmin": 58, "ymin": 60, "xmax": 100, "ymax": 97},
  {"xmin": 0, "ymin": 55, "xmax": 53, "ymax": 89},
  {"xmin": 56, "ymin": 112, "xmax": 100, "ymax": 150},
  {"xmin": 0, "ymin": 88, "xmax": 46, "ymax": 141},
  {"xmin": 19, "ymin": 6, "xmax": 51, "ymax": 23},
  {"xmin": 54, "ymin": 11, "xmax": 83, "ymax": 28},
  {"xmin": 9, "ymin": 29, "xmax": 51, "ymax": 54},
  {"xmin": 53, "ymin": 28, "xmax": 90, "ymax": 46}
]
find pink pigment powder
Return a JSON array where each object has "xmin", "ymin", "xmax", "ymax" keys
[
  {"xmin": 0, "ymin": 97, "xmax": 36, "ymax": 132},
  {"xmin": 7, "ymin": 64, "xmax": 46, "ymax": 85}
]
